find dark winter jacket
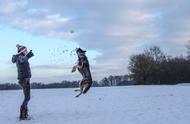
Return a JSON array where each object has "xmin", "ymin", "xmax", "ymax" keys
[{"xmin": 12, "ymin": 54, "xmax": 33, "ymax": 79}]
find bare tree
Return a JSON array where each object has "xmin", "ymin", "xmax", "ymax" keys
[{"xmin": 186, "ymin": 40, "xmax": 190, "ymax": 59}]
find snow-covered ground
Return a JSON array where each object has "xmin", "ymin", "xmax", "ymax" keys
[{"xmin": 0, "ymin": 86, "xmax": 190, "ymax": 124}]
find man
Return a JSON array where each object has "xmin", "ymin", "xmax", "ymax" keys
[
  {"xmin": 12, "ymin": 44, "xmax": 34, "ymax": 120},
  {"xmin": 72, "ymin": 48, "xmax": 92, "ymax": 97}
]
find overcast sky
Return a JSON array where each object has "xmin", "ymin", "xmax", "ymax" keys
[{"xmin": 0, "ymin": 0, "xmax": 190, "ymax": 83}]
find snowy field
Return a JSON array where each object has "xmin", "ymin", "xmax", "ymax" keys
[{"xmin": 0, "ymin": 86, "xmax": 190, "ymax": 124}]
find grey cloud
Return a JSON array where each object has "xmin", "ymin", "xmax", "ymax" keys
[{"xmin": 0, "ymin": 0, "xmax": 74, "ymax": 37}]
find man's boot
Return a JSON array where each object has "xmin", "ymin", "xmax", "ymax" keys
[{"xmin": 19, "ymin": 106, "xmax": 27, "ymax": 120}]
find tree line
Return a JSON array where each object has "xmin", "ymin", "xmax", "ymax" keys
[
  {"xmin": 0, "ymin": 80, "xmax": 100, "ymax": 90},
  {"xmin": 128, "ymin": 42, "xmax": 190, "ymax": 85},
  {"xmin": 98, "ymin": 75, "xmax": 134, "ymax": 86},
  {"xmin": 0, "ymin": 75, "xmax": 132, "ymax": 90}
]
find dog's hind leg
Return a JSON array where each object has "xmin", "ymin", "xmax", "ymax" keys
[
  {"xmin": 75, "ymin": 92, "xmax": 82, "ymax": 97},
  {"xmin": 74, "ymin": 80, "xmax": 83, "ymax": 92},
  {"xmin": 75, "ymin": 87, "xmax": 83, "ymax": 97},
  {"xmin": 75, "ymin": 84, "xmax": 84, "ymax": 98},
  {"xmin": 83, "ymin": 83, "xmax": 91, "ymax": 94}
]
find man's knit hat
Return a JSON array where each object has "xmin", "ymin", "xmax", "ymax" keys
[{"xmin": 16, "ymin": 44, "xmax": 26, "ymax": 53}]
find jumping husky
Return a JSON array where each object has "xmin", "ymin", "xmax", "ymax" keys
[{"xmin": 72, "ymin": 48, "xmax": 92, "ymax": 97}]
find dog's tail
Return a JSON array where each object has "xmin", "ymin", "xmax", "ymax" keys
[{"xmin": 83, "ymin": 84, "xmax": 92, "ymax": 94}]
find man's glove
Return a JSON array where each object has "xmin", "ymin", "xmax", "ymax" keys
[
  {"xmin": 26, "ymin": 50, "xmax": 34, "ymax": 58},
  {"xmin": 12, "ymin": 55, "xmax": 18, "ymax": 63}
]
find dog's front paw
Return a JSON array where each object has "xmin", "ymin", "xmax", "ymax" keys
[{"xmin": 71, "ymin": 66, "xmax": 77, "ymax": 72}]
